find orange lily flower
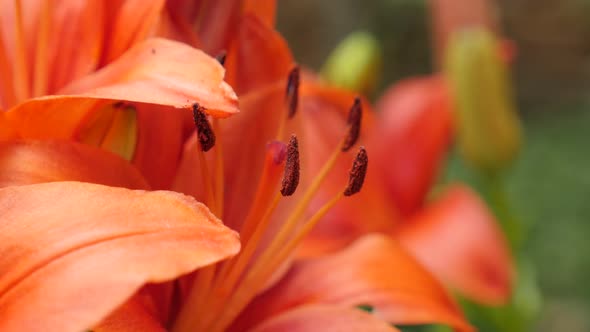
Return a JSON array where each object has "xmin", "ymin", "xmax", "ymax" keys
[
  {"xmin": 1, "ymin": 1, "xmax": 476, "ymax": 331},
  {"xmin": 166, "ymin": 5, "xmax": 474, "ymax": 331}
]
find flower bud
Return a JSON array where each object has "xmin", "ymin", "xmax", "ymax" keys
[
  {"xmin": 445, "ymin": 28, "xmax": 522, "ymax": 173},
  {"xmin": 321, "ymin": 31, "xmax": 382, "ymax": 96}
]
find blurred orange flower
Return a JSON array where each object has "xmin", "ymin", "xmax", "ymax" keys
[{"xmin": 0, "ymin": 1, "xmax": 479, "ymax": 331}]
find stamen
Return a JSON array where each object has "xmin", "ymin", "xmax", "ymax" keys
[
  {"xmin": 280, "ymin": 135, "xmax": 300, "ymax": 196},
  {"xmin": 173, "ymin": 142, "xmax": 287, "ymax": 332},
  {"xmin": 215, "ymin": 50, "xmax": 227, "ymax": 66},
  {"xmin": 215, "ymin": 138, "xmax": 295, "ymax": 294},
  {"xmin": 192, "ymin": 103, "xmax": 216, "ymax": 152},
  {"xmin": 285, "ymin": 66, "xmax": 300, "ymax": 119},
  {"xmin": 344, "ymin": 147, "xmax": 368, "ymax": 196},
  {"xmin": 342, "ymin": 97, "xmax": 362, "ymax": 152}
]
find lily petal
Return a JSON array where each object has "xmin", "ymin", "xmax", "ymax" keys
[
  {"xmin": 62, "ymin": 37, "xmax": 238, "ymax": 117},
  {"xmin": 397, "ymin": 184, "xmax": 514, "ymax": 305},
  {"xmin": 0, "ymin": 181, "xmax": 240, "ymax": 332},
  {"xmin": 102, "ymin": 0, "xmax": 165, "ymax": 64},
  {"xmin": 233, "ymin": 234, "xmax": 473, "ymax": 332},
  {"xmin": 132, "ymin": 103, "xmax": 190, "ymax": 189},
  {"xmin": 250, "ymin": 304, "xmax": 399, "ymax": 332},
  {"xmin": 0, "ymin": 139, "xmax": 148, "ymax": 189},
  {"xmin": 225, "ymin": 14, "xmax": 294, "ymax": 94},
  {"xmin": 373, "ymin": 76, "xmax": 453, "ymax": 217},
  {"xmin": 6, "ymin": 37, "xmax": 237, "ymax": 140},
  {"xmin": 194, "ymin": 0, "xmax": 242, "ymax": 55}
]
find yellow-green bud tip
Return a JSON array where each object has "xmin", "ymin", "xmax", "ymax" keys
[{"xmin": 321, "ymin": 31, "xmax": 382, "ymax": 96}]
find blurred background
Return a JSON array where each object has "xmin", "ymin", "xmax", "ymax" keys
[{"xmin": 277, "ymin": 1, "xmax": 590, "ymax": 331}]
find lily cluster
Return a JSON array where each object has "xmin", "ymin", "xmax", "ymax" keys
[{"xmin": 0, "ymin": 1, "xmax": 513, "ymax": 331}]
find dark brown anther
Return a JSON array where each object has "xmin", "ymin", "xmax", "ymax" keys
[
  {"xmin": 216, "ymin": 51, "xmax": 227, "ymax": 66},
  {"xmin": 280, "ymin": 135, "xmax": 300, "ymax": 196},
  {"xmin": 285, "ymin": 66, "xmax": 300, "ymax": 118},
  {"xmin": 342, "ymin": 97, "xmax": 362, "ymax": 152},
  {"xmin": 344, "ymin": 147, "xmax": 368, "ymax": 196},
  {"xmin": 192, "ymin": 103, "xmax": 216, "ymax": 152}
]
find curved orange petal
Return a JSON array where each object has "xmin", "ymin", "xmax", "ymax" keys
[
  {"xmin": 61, "ymin": 37, "xmax": 238, "ymax": 117},
  {"xmin": 6, "ymin": 37, "xmax": 237, "ymax": 140},
  {"xmin": 233, "ymin": 234, "xmax": 473, "ymax": 332},
  {"xmin": 225, "ymin": 14, "xmax": 294, "ymax": 95},
  {"xmin": 0, "ymin": 139, "xmax": 148, "ymax": 189},
  {"xmin": 0, "ymin": 181, "xmax": 240, "ymax": 332},
  {"xmin": 249, "ymin": 304, "xmax": 400, "ymax": 332},
  {"xmin": 373, "ymin": 76, "xmax": 453, "ymax": 217},
  {"xmin": 397, "ymin": 184, "xmax": 514, "ymax": 305}
]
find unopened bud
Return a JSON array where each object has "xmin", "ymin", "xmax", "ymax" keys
[
  {"xmin": 445, "ymin": 28, "xmax": 522, "ymax": 173},
  {"xmin": 321, "ymin": 31, "xmax": 382, "ymax": 96}
]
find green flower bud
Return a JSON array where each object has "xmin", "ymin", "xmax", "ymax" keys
[
  {"xmin": 321, "ymin": 31, "xmax": 382, "ymax": 96},
  {"xmin": 445, "ymin": 28, "xmax": 522, "ymax": 173}
]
